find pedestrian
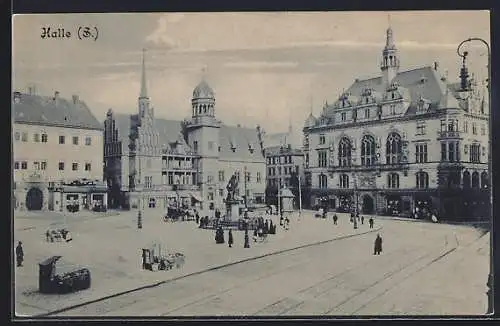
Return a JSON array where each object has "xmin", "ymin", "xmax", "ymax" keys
[
  {"xmin": 195, "ymin": 212, "xmax": 200, "ymax": 224},
  {"xmin": 369, "ymin": 217, "xmax": 374, "ymax": 229},
  {"xmin": 285, "ymin": 217, "xmax": 290, "ymax": 230},
  {"xmin": 228, "ymin": 229, "xmax": 234, "ymax": 248},
  {"xmin": 431, "ymin": 213, "xmax": 438, "ymax": 223},
  {"xmin": 16, "ymin": 241, "xmax": 24, "ymax": 267},
  {"xmin": 45, "ymin": 229, "xmax": 50, "ymax": 242},
  {"xmin": 333, "ymin": 214, "xmax": 338, "ymax": 225},
  {"xmin": 361, "ymin": 216, "xmax": 364, "ymax": 225},
  {"xmin": 374, "ymin": 234, "xmax": 383, "ymax": 255}
]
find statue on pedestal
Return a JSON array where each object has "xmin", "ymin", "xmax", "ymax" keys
[{"xmin": 225, "ymin": 173, "xmax": 241, "ymax": 221}]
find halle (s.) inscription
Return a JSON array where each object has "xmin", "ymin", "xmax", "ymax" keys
[{"xmin": 40, "ymin": 26, "xmax": 99, "ymax": 41}]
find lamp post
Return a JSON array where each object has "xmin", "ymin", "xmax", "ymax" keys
[{"xmin": 457, "ymin": 38, "xmax": 492, "ymax": 315}]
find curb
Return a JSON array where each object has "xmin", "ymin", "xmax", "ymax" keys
[{"xmin": 35, "ymin": 225, "xmax": 382, "ymax": 317}]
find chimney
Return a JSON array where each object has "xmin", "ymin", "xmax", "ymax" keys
[
  {"xmin": 237, "ymin": 124, "xmax": 241, "ymax": 128},
  {"xmin": 54, "ymin": 91, "xmax": 60, "ymax": 100},
  {"xmin": 72, "ymin": 94, "xmax": 79, "ymax": 104},
  {"xmin": 434, "ymin": 61, "xmax": 439, "ymax": 71},
  {"xmin": 28, "ymin": 86, "xmax": 33, "ymax": 95}
]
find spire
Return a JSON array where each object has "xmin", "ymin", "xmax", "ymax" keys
[
  {"xmin": 140, "ymin": 48, "xmax": 148, "ymax": 98},
  {"xmin": 309, "ymin": 94, "xmax": 313, "ymax": 115},
  {"xmin": 385, "ymin": 15, "xmax": 395, "ymax": 49},
  {"xmin": 288, "ymin": 108, "xmax": 292, "ymax": 133}
]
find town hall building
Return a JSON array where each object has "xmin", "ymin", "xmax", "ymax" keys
[
  {"xmin": 302, "ymin": 25, "xmax": 490, "ymax": 220},
  {"xmin": 104, "ymin": 50, "xmax": 266, "ymax": 215}
]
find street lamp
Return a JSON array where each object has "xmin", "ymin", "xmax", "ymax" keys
[{"xmin": 457, "ymin": 38, "xmax": 492, "ymax": 315}]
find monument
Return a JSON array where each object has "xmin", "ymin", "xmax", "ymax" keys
[{"xmin": 225, "ymin": 173, "xmax": 241, "ymax": 221}]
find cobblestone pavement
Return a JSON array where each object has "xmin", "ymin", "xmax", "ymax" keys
[
  {"xmin": 14, "ymin": 209, "xmax": 488, "ymax": 317},
  {"xmin": 15, "ymin": 209, "xmax": 380, "ymax": 316}
]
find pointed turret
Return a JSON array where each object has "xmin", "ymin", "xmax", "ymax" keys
[
  {"xmin": 380, "ymin": 18, "xmax": 400, "ymax": 87},
  {"xmin": 140, "ymin": 48, "xmax": 148, "ymax": 98}
]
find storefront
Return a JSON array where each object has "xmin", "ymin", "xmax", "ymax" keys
[{"xmin": 49, "ymin": 181, "xmax": 108, "ymax": 213}]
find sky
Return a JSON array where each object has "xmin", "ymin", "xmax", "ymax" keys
[{"xmin": 12, "ymin": 11, "xmax": 490, "ymax": 135}]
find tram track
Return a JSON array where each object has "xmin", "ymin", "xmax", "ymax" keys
[{"xmin": 41, "ymin": 225, "xmax": 382, "ymax": 317}]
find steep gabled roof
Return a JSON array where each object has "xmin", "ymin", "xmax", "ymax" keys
[
  {"xmin": 345, "ymin": 66, "xmax": 459, "ymax": 109},
  {"xmin": 218, "ymin": 125, "xmax": 264, "ymax": 162},
  {"xmin": 12, "ymin": 92, "xmax": 102, "ymax": 130},
  {"xmin": 110, "ymin": 113, "xmax": 265, "ymax": 162}
]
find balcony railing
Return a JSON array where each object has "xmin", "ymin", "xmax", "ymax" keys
[
  {"xmin": 173, "ymin": 184, "xmax": 198, "ymax": 191},
  {"xmin": 437, "ymin": 130, "xmax": 461, "ymax": 139}
]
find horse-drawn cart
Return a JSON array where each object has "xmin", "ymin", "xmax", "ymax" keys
[
  {"xmin": 141, "ymin": 242, "xmax": 185, "ymax": 271},
  {"xmin": 163, "ymin": 207, "xmax": 195, "ymax": 222}
]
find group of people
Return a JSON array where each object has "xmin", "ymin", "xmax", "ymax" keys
[{"xmin": 326, "ymin": 211, "xmax": 375, "ymax": 229}]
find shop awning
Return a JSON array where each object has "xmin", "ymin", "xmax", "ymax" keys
[{"xmin": 190, "ymin": 192, "xmax": 203, "ymax": 202}]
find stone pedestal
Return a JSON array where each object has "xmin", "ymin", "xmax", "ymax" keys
[{"xmin": 226, "ymin": 200, "xmax": 240, "ymax": 221}]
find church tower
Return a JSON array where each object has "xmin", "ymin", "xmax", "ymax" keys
[
  {"xmin": 139, "ymin": 48, "xmax": 154, "ymax": 121},
  {"xmin": 380, "ymin": 22, "xmax": 400, "ymax": 87},
  {"xmin": 185, "ymin": 72, "xmax": 221, "ymax": 214},
  {"xmin": 128, "ymin": 48, "xmax": 162, "ymax": 207}
]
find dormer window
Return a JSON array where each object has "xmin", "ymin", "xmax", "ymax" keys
[
  {"xmin": 248, "ymin": 143, "xmax": 254, "ymax": 153},
  {"xmin": 341, "ymin": 112, "xmax": 346, "ymax": 121},
  {"xmin": 230, "ymin": 141, "xmax": 236, "ymax": 152}
]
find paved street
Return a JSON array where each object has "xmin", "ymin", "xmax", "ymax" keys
[{"xmin": 14, "ymin": 210, "xmax": 488, "ymax": 316}]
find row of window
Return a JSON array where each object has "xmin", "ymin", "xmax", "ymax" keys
[
  {"xmin": 14, "ymin": 161, "xmax": 92, "ymax": 171},
  {"xmin": 267, "ymin": 155, "xmax": 294, "ymax": 165},
  {"xmin": 316, "ymin": 119, "xmax": 487, "ymax": 148},
  {"xmin": 192, "ymin": 141, "xmax": 255, "ymax": 154},
  {"xmin": 440, "ymin": 119, "xmax": 487, "ymax": 136},
  {"xmin": 316, "ymin": 132, "xmax": 486, "ymax": 167},
  {"xmin": 318, "ymin": 172, "xmax": 429, "ymax": 190},
  {"xmin": 217, "ymin": 170, "xmax": 262, "ymax": 183},
  {"xmin": 14, "ymin": 132, "xmax": 93, "ymax": 146},
  {"xmin": 267, "ymin": 165, "xmax": 298, "ymax": 176},
  {"xmin": 440, "ymin": 142, "xmax": 485, "ymax": 163},
  {"xmin": 317, "ymin": 171, "xmax": 489, "ymax": 190}
]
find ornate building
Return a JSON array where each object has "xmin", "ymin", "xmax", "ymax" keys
[
  {"xmin": 302, "ymin": 26, "xmax": 490, "ymax": 220},
  {"xmin": 12, "ymin": 90, "xmax": 106, "ymax": 212},
  {"xmin": 104, "ymin": 50, "xmax": 266, "ymax": 215}
]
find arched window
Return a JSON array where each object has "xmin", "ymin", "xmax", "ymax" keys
[
  {"xmin": 339, "ymin": 174, "xmax": 349, "ymax": 189},
  {"xmin": 416, "ymin": 172, "xmax": 429, "ymax": 189},
  {"xmin": 318, "ymin": 174, "xmax": 328, "ymax": 189},
  {"xmin": 481, "ymin": 171, "xmax": 489, "ymax": 189},
  {"xmin": 387, "ymin": 173, "xmax": 399, "ymax": 189},
  {"xmin": 471, "ymin": 172, "xmax": 480, "ymax": 189},
  {"xmin": 338, "ymin": 137, "xmax": 352, "ymax": 167},
  {"xmin": 386, "ymin": 132, "xmax": 402, "ymax": 164},
  {"xmin": 361, "ymin": 135, "xmax": 376, "ymax": 166},
  {"xmin": 463, "ymin": 171, "xmax": 471, "ymax": 188}
]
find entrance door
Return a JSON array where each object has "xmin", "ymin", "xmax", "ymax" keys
[
  {"xmin": 362, "ymin": 195, "xmax": 374, "ymax": 214},
  {"xmin": 26, "ymin": 187, "xmax": 43, "ymax": 211}
]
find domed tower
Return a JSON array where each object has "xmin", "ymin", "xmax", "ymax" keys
[
  {"xmin": 380, "ymin": 22, "xmax": 400, "ymax": 88},
  {"xmin": 185, "ymin": 77, "xmax": 221, "ymax": 215},
  {"xmin": 191, "ymin": 79, "xmax": 216, "ymax": 120}
]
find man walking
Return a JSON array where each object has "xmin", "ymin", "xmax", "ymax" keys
[
  {"xmin": 333, "ymin": 213, "xmax": 338, "ymax": 225},
  {"xmin": 361, "ymin": 216, "xmax": 365, "ymax": 225},
  {"xmin": 369, "ymin": 217, "xmax": 374, "ymax": 229},
  {"xmin": 16, "ymin": 241, "xmax": 24, "ymax": 267},
  {"xmin": 374, "ymin": 234, "xmax": 383, "ymax": 255},
  {"xmin": 228, "ymin": 229, "xmax": 234, "ymax": 248}
]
